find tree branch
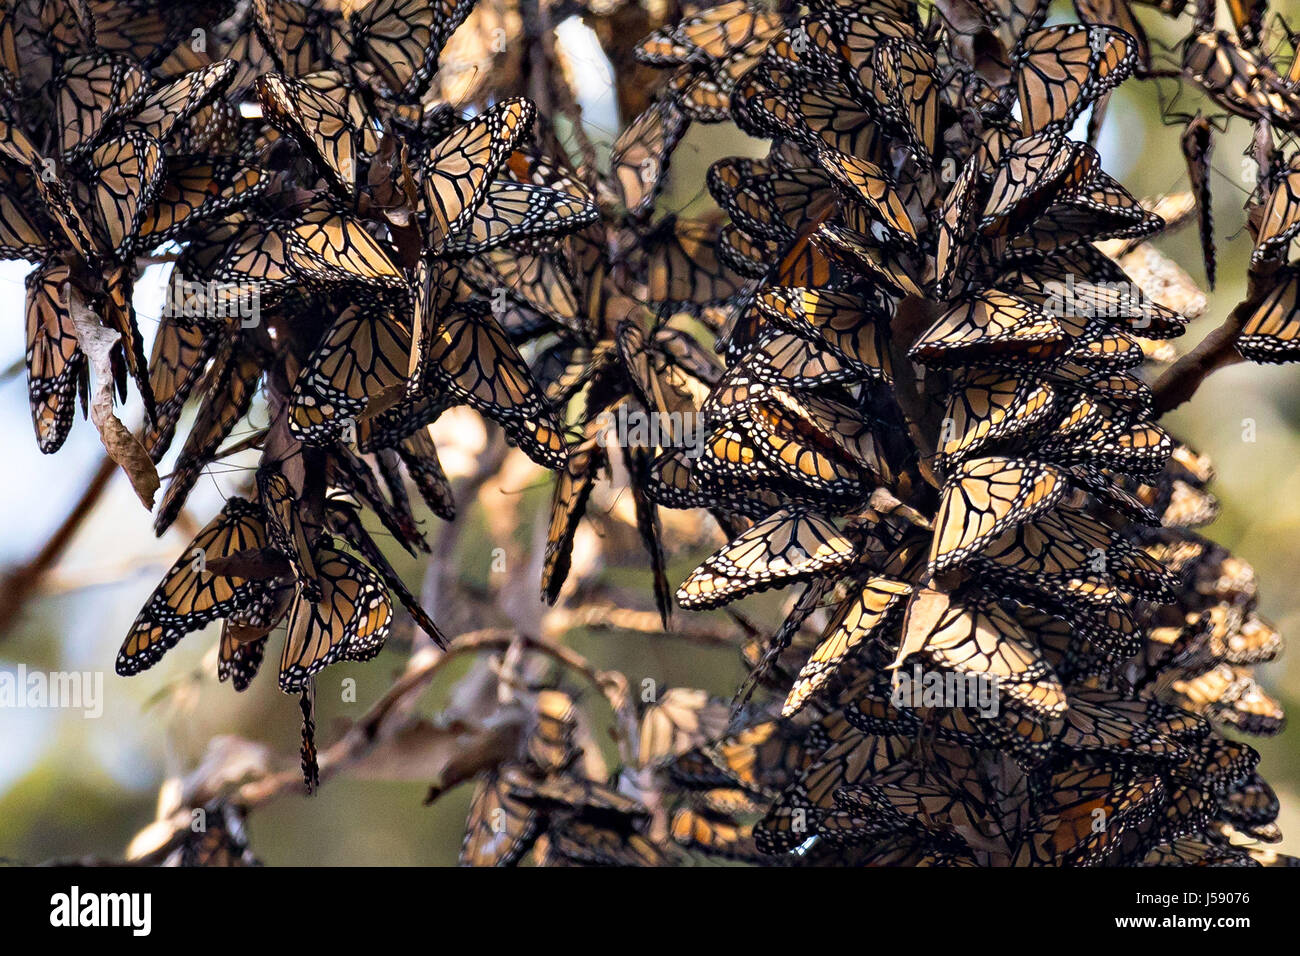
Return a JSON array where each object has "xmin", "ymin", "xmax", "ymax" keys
[{"xmin": 0, "ymin": 453, "xmax": 116, "ymax": 637}]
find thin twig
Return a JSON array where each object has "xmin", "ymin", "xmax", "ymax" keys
[
  {"xmin": 223, "ymin": 627, "xmax": 635, "ymax": 811},
  {"xmin": 550, "ymin": 602, "xmax": 746, "ymax": 649},
  {"xmin": 0, "ymin": 454, "xmax": 116, "ymax": 637}
]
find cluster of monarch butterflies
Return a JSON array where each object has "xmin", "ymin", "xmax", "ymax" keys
[
  {"xmin": 3, "ymin": 0, "xmax": 1298, "ymax": 866},
  {"xmin": 437, "ymin": 0, "xmax": 1297, "ymax": 867},
  {"xmin": 0, "ymin": 0, "xmax": 612, "ymax": 791}
]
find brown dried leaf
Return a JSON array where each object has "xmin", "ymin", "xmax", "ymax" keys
[{"xmin": 64, "ymin": 283, "xmax": 160, "ymax": 509}]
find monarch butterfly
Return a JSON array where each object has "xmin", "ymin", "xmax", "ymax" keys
[
  {"xmin": 642, "ymin": 216, "xmax": 749, "ymax": 317},
  {"xmin": 251, "ymin": 0, "xmax": 346, "ymax": 79},
  {"xmin": 353, "ymin": 387, "xmax": 455, "ymax": 456},
  {"xmin": 1252, "ymin": 160, "xmax": 1300, "ymax": 267},
  {"xmin": 639, "ymin": 0, "xmax": 782, "ymax": 65},
  {"xmin": 541, "ymin": 435, "xmax": 603, "ymax": 605},
  {"xmin": 669, "ymin": 807, "xmax": 763, "ymax": 860},
  {"xmin": 622, "ymin": 441, "xmax": 674, "ymax": 627},
  {"xmin": 835, "ymin": 764, "xmax": 995, "ymax": 844},
  {"xmin": 1174, "ymin": 735, "xmax": 1259, "ymax": 798},
  {"xmin": 134, "ymin": 157, "xmax": 266, "ymax": 251},
  {"xmin": 1223, "ymin": 0, "xmax": 1265, "ymax": 46},
  {"xmin": 694, "ymin": 363, "xmax": 796, "ymax": 430},
  {"xmin": 739, "ymin": 332, "xmax": 864, "ymax": 388},
  {"xmin": 85, "ymin": 0, "xmax": 208, "ymax": 71},
  {"xmin": 1042, "ymin": 418, "xmax": 1172, "ymax": 475},
  {"xmin": 257, "ymin": 469, "xmax": 322, "ymax": 602},
  {"xmin": 1057, "ymin": 690, "xmax": 1189, "ymax": 760},
  {"xmin": 1169, "ymin": 665, "xmax": 1286, "ymax": 737},
  {"xmin": 329, "ymin": 443, "xmax": 429, "ymax": 555},
  {"xmin": 939, "ymin": 372, "xmax": 1056, "ymax": 468},
  {"xmin": 144, "ymin": 311, "xmax": 216, "ymax": 461},
  {"xmin": 756, "ymin": 287, "xmax": 891, "ymax": 379},
  {"xmin": 76, "ymin": 131, "xmax": 165, "ymax": 258},
  {"xmin": 463, "ymin": 247, "xmax": 584, "ymax": 332},
  {"xmin": 257, "ymin": 71, "xmax": 375, "ymax": 197},
  {"xmin": 892, "ymin": 588, "xmax": 1065, "ymax": 715},
  {"xmin": 766, "ymin": 87, "xmax": 888, "ymax": 178},
  {"xmin": 929, "ymin": 456, "xmax": 1069, "ymax": 571},
  {"xmin": 609, "ymin": 96, "xmax": 687, "ymax": 221},
  {"xmin": 667, "ymin": 69, "xmax": 731, "ymax": 123},
  {"xmin": 815, "ymin": 150, "xmax": 917, "ymax": 242},
  {"xmin": 1033, "ymin": 578, "xmax": 1144, "ymax": 660},
  {"xmin": 810, "ymin": 14, "xmax": 936, "ymax": 160},
  {"xmin": 616, "ymin": 316, "xmax": 709, "ymax": 422},
  {"xmin": 1014, "ymin": 602, "xmax": 1110, "ymax": 680},
  {"xmin": 347, "ymin": 0, "xmax": 477, "ymax": 103},
  {"xmin": 783, "ymin": 575, "xmax": 912, "ymax": 717},
  {"xmin": 911, "ymin": 289, "xmax": 1066, "ymax": 365},
  {"xmin": 412, "ymin": 286, "xmax": 568, "ymax": 470},
  {"xmin": 118, "ymin": 498, "xmax": 280, "ymax": 676},
  {"xmin": 1147, "ymin": 476, "xmax": 1217, "ymax": 528},
  {"xmin": 325, "ymin": 498, "xmax": 447, "ymax": 647},
  {"xmin": 934, "ymin": 155, "xmax": 980, "ymax": 297},
  {"xmin": 527, "ymin": 689, "xmax": 581, "ymax": 774},
  {"xmin": 1238, "ymin": 267, "xmax": 1300, "ymax": 362},
  {"xmin": 872, "ymin": 38, "xmax": 940, "ymax": 163},
  {"xmin": 219, "ymin": 620, "xmax": 276, "ymax": 693},
  {"xmin": 155, "ymin": 340, "xmax": 265, "ymax": 536},
  {"xmin": 392, "ymin": 429, "xmax": 456, "ymax": 521},
  {"xmin": 1209, "ymin": 611, "xmax": 1281, "ymax": 665},
  {"xmin": 710, "ymin": 161, "xmax": 831, "ymax": 245},
  {"xmin": 1042, "ymin": 392, "xmax": 1108, "ymax": 446},
  {"xmin": 1221, "ymin": 772, "xmax": 1279, "ymax": 833},
  {"xmin": 278, "ymin": 540, "xmax": 393, "ymax": 692},
  {"xmin": 1073, "ymin": 0, "xmax": 1151, "ymax": 72},
  {"xmin": 642, "ymin": 2, "xmax": 783, "ymax": 126},
  {"xmin": 422, "ymin": 98, "xmax": 536, "ymax": 255},
  {"xmin": 124, "ymin": 60, "xmax": 238, "ymax": 144},
  {"xmin": 1068, "ymin": 332, "xmax": 1145, "ymax": 370},
  {"xmin": 637, "ymin": 688, "xmax": 731, "ymax": 769},
  {"xmin": 205, "ymin": 222, "xmax": 298, "ymax": 295},
  {"xmin": 739, "ymin": 401, "xmax": 872, "ymax": 497},
  {"xmin": 289, "ymin": 303, "xmax": 410, "ymax": 446},
  {"xmin": 0, "ymin": 5, "xmax": 19, "ymax": 101},
  {"xmin": 543, "ymin": 819, "xmax": 669, "ymax": 867},
  {"xmin": 1181, "ymin": 115, "xmax": 1216, "ymax": 288},
  {"xmin": 503, "ymin": 767, "xmax": 650, "ymax": 819},
  {"xmin": 1011, "ymin": 250, "xmax": 1190, "ymax": 339},
  {"xmin": 644, "ymin": 446, "xmax": 784, "ymax": 518},
  {"xmin": 1005, "ymin": 179, "xmax": 1160, "ymax": 259},
  {"xmin": 1014, "ymin": 25, "xmax": 1139, "ymax": 136},
  {"xmin": 1182, "ymin": 31, "xmax": 1300, "ymax": 130},
  {"xmin": 1013, "ymin": 764, "xmax": 1163, "ymax": 865},
  {"xmin": 676, "ymin": 508, "xmax": 857, "ymax": 610},
  {"xmin": 1142, "ymin": 838, "xmax": 1257, "ymax": 867},
  {"xmin": 672, "ymin": 717, "xmax": 816, "ymax": 801},
  {"xmin": 962, "ymin": 505, "xmax": 1172, "ymax": 602},
  {"xmin": 23, "ymin": 262, "xmax": 88, "ymax": 455},
  {"xmin": 753, "ymin": 722, "xmax": 912, "ymax": 854},
  {"xmin": 285, "ymin": 207, "xmax": 406, "ymax": 289},
  {"xmin": 437, "ymin": 180, "xmax": 600, "ymax": 258},
  {"xmin": 54, "ymin": 53, "xmax": 148, "ymax": 160},
  {"xmin": 460, "ymin": 772, "xmax": 543, "ymax": 867},
  {"xmin": 694, "ymin": 418, "xmax": 778, "ymax": 486},
  {"xmin": 0, "ymin": 168, "xmax": 52, "ymax": 263},
  {"xmin": 980, "ymin": 132, "xmax": 1097, "ymax": 237},
  {"xmin": 814, "ymin": 221, "xmax": 926, "ymax": 297}
]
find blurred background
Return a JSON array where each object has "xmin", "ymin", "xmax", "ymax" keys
[{"xmin": 2, "ymin": 1, "xmax": 1299, "ymax": 865}]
